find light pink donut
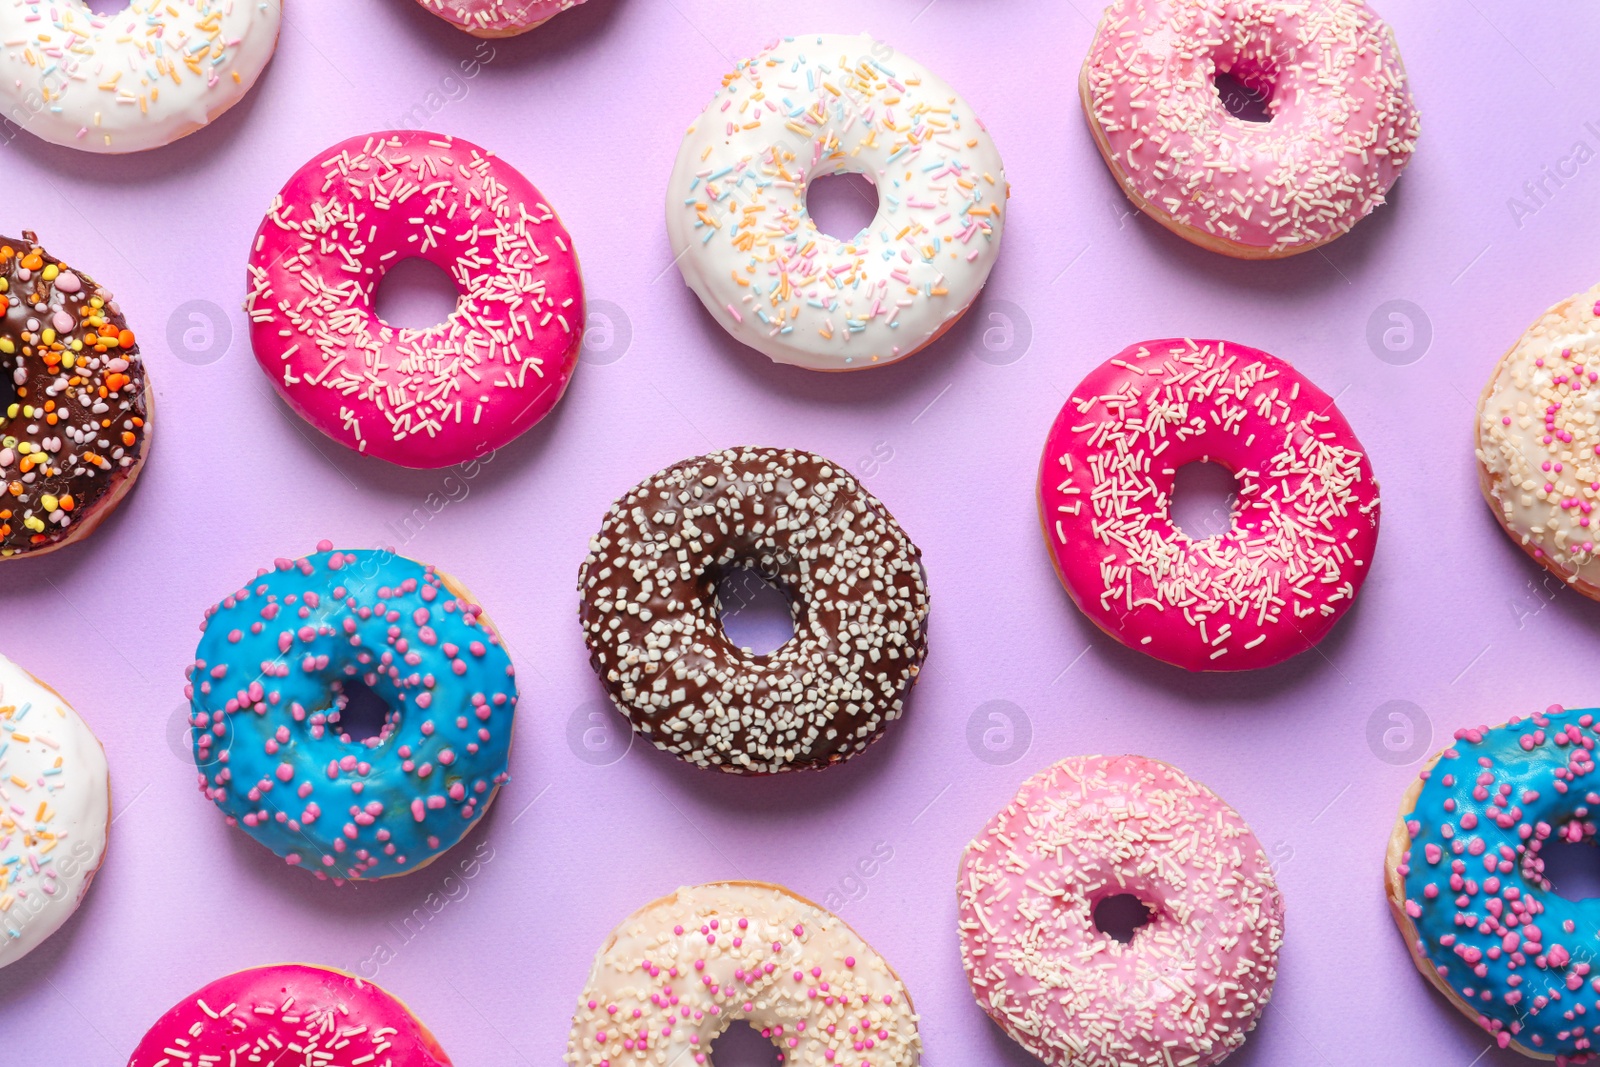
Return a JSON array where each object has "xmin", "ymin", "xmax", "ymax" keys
[
  {"xmin": 127, "ymin": 964, "xmax": 453, "ymax": 1066},
  {"xmin": 958, "ymin": 755, "xmax": 1285, "ymax": 1067},
  {"xmin": 414, "ymin": 0, "xmax": 586, "ymax": 37},
  {"xmin": 247, "ymin": 131, "xmax": 584, "ymax": 469},
  {"xmin": 1038, "ymin": 338, "xmax": 1380, "ymax": 671},
  {"xmin": 1082, "ymin": 0, "xmax": 1421, "ymax": 259}
]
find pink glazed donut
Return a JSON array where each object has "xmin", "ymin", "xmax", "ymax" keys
[
  {"xmin": 127, "ymin": 964, "xmax": 453, "ymax": 1066},
  {"xmin": 1081, "ymin": 0, "xmax": 1421, "ymax": 259},
  {"xmin": 958, "ymin": 755, "xmax": 1285, "ymax": 1067},
  {"xmin": 415, "ymin": 0, "xmax": 587, "ymax": 37},
  {"xmin": 1039, "ymin": 338, "xmax": 1380, "ymax": 671},
  {"xmin": 247, "ymin": 131, "xmax": 584, "ymax": 469}
]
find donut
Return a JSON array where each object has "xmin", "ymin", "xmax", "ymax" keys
[
  {"xmin": 185, "ymin": 542, "xmax": 518, "ymax": 881},
  {"xmin": 128, "ymin": 964, "xmax": 453, "ymax": 1066},
  {"xmin": 665, "ymin": 33, "xmax": 1008, "ymax": 371},
  {"xmin": 1081, "ymin": 0, "xmax": 1421, "ymax": 259},
  {"xmin": 415, "ymin": 0, "xmax": 585, "ymax": 37},
  {"xmin": 577, "ymin": 447, "xmax": 930, "ymax": 774},
  {"xmin": 565, "ymin": 881, "xmax": 920, "ymax": 1067},
  {"xmin": 247, "ymin": 130, "xmax": 585, "ymax": 469},
  {"xmin": 0, "ymin": 232, "xmax": 152, "ymax": 561},
  {"xmin": 0, "ymin": 1, "xmax": 281, "ymax": 154},
  {"xmin": 958, "ymin": 755, "xmax": 1285, "ymax": 1067},
  {"xmin": 0, "ymin": 653, "xmax": 108, "ymax": 969},
  {"xmin": 1475, "ymin": 280, "xmax": 1600, "ymax": 599},
  {"xmin": 1038, "ymin": 338, "xmax": 1380, "ymax": 671},
  {"xmin": 1385, "ymin": 706, "xmax": 1600, "ymax": 1061}
]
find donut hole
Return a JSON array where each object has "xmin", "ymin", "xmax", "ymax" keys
[
  {"xmin": 1169, "ymin": 460, "xmax": 1240, "ymax": 541},
  {"xmin": 84, "ymin": 0, "xmax": 133, "ymax": 11},
  {"xmin": 374, "ymin": 257, "xmax": 461, "ymax": 331},
  {"xmin": 806, "ymin": 171, "xmax": 880, "ymax": 242},
  {"xmin": 1531, "ymin": 834, "xmax": 1600, "ymax": 902},
  {"xmin": 711, "ymin": 1021, "xmax": 784, "ymax": 1066},
  {"xmin": 329, "ymin": 677, "xmax": 397, "ymax": 746},
  {"xmin": 716, "ymin": 567, "xmax": 796, "ymax": 657},
  {"xmin": 1213, "ymin": 68, "xmax": 1274, "ymax": 123},
  {"xmin": 1093, "ymin": 892, "xmax": 1155, "ymax": 944}
]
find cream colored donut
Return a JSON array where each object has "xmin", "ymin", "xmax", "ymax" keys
[
  {"xmin": 0, "ymin": 653, "xmax": 109, "ymax": 969},
  {"xmin": 565, "ymin": 881, "xmax": 920, "ymax": 1067},
  {"xmin": 666, "ymin": 33, "xmax": 1008, "ymax": 372},
  {"xmin": 1476, "ymin": 280, "xmax": 1600, "ymax": 599},
  {"xmin": 0, "ymin": 0, "xmax": 282, "ymax": 154}
]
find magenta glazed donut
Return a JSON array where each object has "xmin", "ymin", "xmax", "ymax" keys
[
  {"xmin": 1039, "ymin": 338, "xmax": 1380, "ymax": 671},
  {"xmin": 416, "ymin": 0, "xmax": 586, "ymax": 36},
  {"xmin": 959, "ymin": 755, "xmax": 1285, "ymax": 1067},
  {"xmin": 127, "ymin": 964, "xmax": 453, "ymax": 1066},
  {"xmin": 247, "ymin": 130, "xmax": 584, "ymax": 469}
]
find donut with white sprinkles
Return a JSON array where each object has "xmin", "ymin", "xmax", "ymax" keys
[
  {"xmin": 666, "ymin": 33, "xmax": 1008, "ymax": 371},
  {"xmin": 577, "ymin": 447, "xmax": 930, "ymax": 774},
  {"xmin": 247, "ymin": 130, "xmax": 585, "ymax": 469},
  {"xmin": 958, "ymin": 755, "xmax": 1285, "ymax": 1067},
  {"xmin": 0, "ymin": 0, "xmax": 281, "ymax": 154},
  {"xmin": 1038, "ymin": 338, "xmax": 1380, "ymax": 671},
  {"xmin": 127, "ymin": 964, "xmax": 454, "ymax": 1066},
  {"xmin": 0, "ymin": 232, "xmax": 152, "ymax": 561},
  {"xmin": 565, "ymin": 881, "xmax": 920, "ymax": 1067},
  {"xmin": 416, "ymin": 0, "xmax": 586, "ymax": 37},
  {"xmin": 1387, "ymin": 706, "xmax": 1600, "ymax": 1062},
  {"xmin": 1081, "ymin": 0, "xmax": 1421, "ymax": 259},
  {"xmin": 186, "ymin": 543, "xmax": 517, "ymax": 881}
]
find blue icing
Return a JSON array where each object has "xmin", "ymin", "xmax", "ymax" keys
[
  {"xmin": 1401, "ymin": 707, "xmax": 1600, "ymax": 1060},
  {"xmin": 187, "ymin": 547, "xmax": 517, "ymax": 881}
]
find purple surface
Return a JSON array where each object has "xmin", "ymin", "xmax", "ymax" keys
[{"xmin": 0, "ymin": 1, "xmax": 1593, "ymax": 1064}]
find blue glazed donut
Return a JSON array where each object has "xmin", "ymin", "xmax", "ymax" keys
[
  {"xmin": 1387, "ymin": 706, "xmax": 1600, "ymax": 1061},
  {"xmin": 185, "ymin": 543, "xmax": 517, "ymax": 881}
]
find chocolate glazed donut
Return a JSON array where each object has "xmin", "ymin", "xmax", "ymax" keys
[
  {"xmin": 578, "ymin": 447, "xmax": 930, "ymax": 774},
  {"xmin": 0, "ymin": 232, "xmax": 150, "ymax": 560}
]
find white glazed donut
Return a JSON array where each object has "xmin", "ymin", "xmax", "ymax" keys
[
  {"xmin": 0, "ymin": 0, "xmax": 282, "ymax": 153},
  {"xmin": 0, "ymin": 653, "xmax": 109, "ymax": 969},
  {"xmin": 565, "ymin": 881, "xmax": 920, "ymax": 1067},
  {"xmin": 666, "ymin": 33, "xmax": 1008, "ymax": 372}
]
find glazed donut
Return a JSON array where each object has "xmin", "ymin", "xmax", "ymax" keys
[
  {"xmin": 1081, "ymin": 0, "xmax": 1421, "ymax": 259},
  {"xmin": 1038, "ymin": 338, "xmax": 1380, "ymax": 671},
  {"xmin": 665, "ymin": 33, "xmax": 1008, "ymax": 371},
  {"xmin": 577, "ymin": 447, "xmax": 930, "ymax": 774},
  {"xmin": 1385, "ymin": 706, "xmax": 1600, "ymax": 1060},
  {"xmin": 128, "ymin": 964, "xmax": 453, "ymax": 1066},
  {"xmin": 416, "ymin": 0, "xmax": 585, "ymax": 37},
  {"xmin": 185, "ymin": 542, "xmax": 517, "ymax": 881},
  {"xmin": 1476, "ymin": 280, "xmax": 1600, "ymax": 599},
  {"xmin": 247, "ymin": 130, "xmax": 585, "ymax": 469},
  {"xmin": 0, "ymin": 232, "xmax": 152, "ymax": 561},
  {"xmin": 959, "ymin": 755, "xmax": 1284, "ymax": 1067},
  {"xmin": 0, "ymin": 0, "xmax": 281, "ymax": 154},
  {"xmin": 565, "ymin": 881, "xmax": 920, "ymax": 1067},
  {"xmin": 0, "ymin": 653, "xmax": 108, "ymax": 969}
]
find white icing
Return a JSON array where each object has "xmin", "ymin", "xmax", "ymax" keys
[
  {"xmin": 0, "ymin": 653, "xmax": 108, "ymax": 968},
  {"xmin": 0, "ymin": 0, "xmax": 282, "ymax": 154},
  {"xmin": 665, "ymin": 33, "xmax": 1007, "ymax": 371}
]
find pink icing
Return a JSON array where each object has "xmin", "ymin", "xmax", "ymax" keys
[
  {"xmin": 126, "ymin": 964, "xmax": 453, "ymax": 1066},
  {"xmin": 247, "ymin": 131, "xmax": 584, "ymax": 469},
  {"xmin": 1083, "ymin": 0, "xmax": 1421, "ymax": 255},
  {"xmin": 1038, "ymin": 338, "xmax": 1380, "ymax": 671},
  {"xmin": 417, "ymin": 0, "xmax": 586, "ymax": 35},
  {"xmin": 958, "ymin": 755, "xmax": 1284, "ymax": 1067}
]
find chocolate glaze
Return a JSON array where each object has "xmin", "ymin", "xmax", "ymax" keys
[
  {"xmin": 578, "ymin": 447, "xmax": 931, "ymax": 774},
  {"xmin": 0, "ymin": 232, "xmax": 148, "ymax": 558}
]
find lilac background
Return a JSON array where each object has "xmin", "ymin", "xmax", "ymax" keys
[{"xmin": 0, "ymin": 1, "xmax": 1594, "ymax": 1063}]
